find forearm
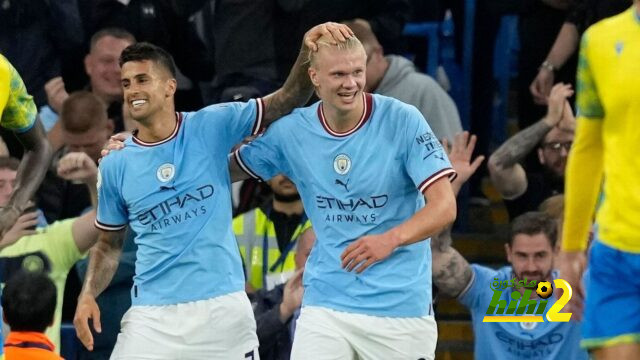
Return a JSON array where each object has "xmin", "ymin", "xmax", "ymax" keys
[
  {"xmin": 85, "ymin": 175, "xmax": 98, "ymax": 208},
  {"xmin": 9, "ymin": 122, "xmax": 52, "ymax": 212},
  {"xmin": 261, "ymin": 46, "xmax": 313, "ymax": 125},
  {"xmin": 432, "ymin": 243, "xmax": 473, "ymax": 298},
  {"xmin": 80, "ymin": 231, "xmax": 124, "ymax": 297},
  {"xmin": 489, "ymin": 119, "xmax": 552, "ymax": 170},
  {"xmin": 545, "ymin": 23, "xmax": 579, "ymax": 69},
  {"xmin": 562, "ymin": 117, "xmax": 603, "ymax": 251},
  {"xmin": 390, "ymin": 181, "xmax": 456, "ymax": 247}
]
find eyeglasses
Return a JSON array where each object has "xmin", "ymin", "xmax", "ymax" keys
[{"xmin": 541, "ymin": 141, "xmax": 572, "ymax": 152}]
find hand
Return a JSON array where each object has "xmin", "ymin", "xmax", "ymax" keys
[
  {"xmin": 57, "ymin": 152, "xmax": 98, "ymax": 183},
  {"xmin": 442, "ymin": 132, "xmax": 485, "ymax": 190},
  {"xmin": 100, "ymin": 132, "xmax": 129, "ymax": 159},
  {"xmin": 279, "ymin": 268, "xmax": 304, "ymax": 321},
  {"xmin": 0, "ymin": 211, "xmax": 38, "ymax": 248},
  {"xmin": 74, "ymin": 293, "xmax": 102, "ymax": 351},
  {"xmin": 303, "ymin": 22, "xmax": 354, "ymax": 52},
  {"xmin": 530, "ymin": 68, "xmax": 555, "ymax": 105},
  {"xmin": 557, "ymin": 100, "xmax": 576, "ymax": 132},
  {"xmin": 556, "ymin": 250, "xmax": 587, "ymax": 321},
  {"xmin": 341, "ymin": 232, "xmax": 400, "ymax": 273},
  {"xmin": 544, "ymin": 83, "xmax": 574, "ymax": 127},
  {"xmin": 44, "ymin": 76, "xmax": 69, "ymax": 114},
  {"xmin": 0, "ymin": 206, "xmax": 23, "ymax": 238}
]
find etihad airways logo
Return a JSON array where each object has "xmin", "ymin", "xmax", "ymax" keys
[
  {"xmin": 137, "ymin": 185, "xmax": 214, "ymax": 229},
  {"xmin": 315, "ymin": 194, "xmax": 388, "ymax": 211}
]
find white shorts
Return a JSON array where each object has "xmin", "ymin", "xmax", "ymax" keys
[
  {"xmin": 110, "ymin": 291, "xmax": 259, "ymax": 360},
  {"xmin": 290, "ymin": 306, "xmax": 437, "ymax": 360}
]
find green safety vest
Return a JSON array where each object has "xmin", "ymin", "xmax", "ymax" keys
[{"xmin": 233, "ymin": 207, "xmax": 311, "ymax": 290}]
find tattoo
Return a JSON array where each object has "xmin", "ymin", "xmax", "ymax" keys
[
  {"xmin": 262, "ymin": 49, "xmax": 313, "ymax": 125},
  {"xmin": 490, "ymin": 120, "xmax": 552, "ymax": 169},
  {"xmin": 432, "ymin": 247, "xmax": 473, "ymax": 298},
  {"xmin": 81, "ymin": 230, "xmax": 125, "ymax": 297}
]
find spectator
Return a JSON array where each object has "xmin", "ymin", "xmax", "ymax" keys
[
  {"xmin": 43, "ymin": 28, "xmax": 136, "ymax": 150},
  {"xmin": 530, "ymin": 0, "xmax": 631, "ymax": 105},
  {"xmin": 90, "ymin": 0, "xmax": 214, "ymax": 110},
  {"xmin": 2, "ymin": 271, "xmax": 62, "ymax": 360},
  {"xmin": 234, "ymin": 175, "xmax": 311, "ymax": 293},
  {"xmin": 346, "ymin": 20, "xmax": 463, "ymax": 142},
  {"xmin": 249, "ymin": 228, "xmax": 315, "ymax": 360},
  {"xmin": 0, "ymin": 152, "xmax": 100, "ymax": 352},
  {"xmin": 37, "ymin": 91, "xmax": 114, "ymax": 223},
  {"xmin": 488, "ymin": 83, "xmax": 574, "ymax": 220}
]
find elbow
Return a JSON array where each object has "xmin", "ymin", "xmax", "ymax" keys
[{"xmin": 487, "ymin": 154, "xmax": 501, "ymax": 175}]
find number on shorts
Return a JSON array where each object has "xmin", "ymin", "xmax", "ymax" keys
[{"xmin": 245, "ymin": 350, "xmax": 255, "ymax": 360}]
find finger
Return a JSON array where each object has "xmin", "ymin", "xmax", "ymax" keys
[
  {"xmin": 346, "ymin": 253, "xmax": 369, "ymax": 272},
  {"xmin": 19, "ymin": 230, "xmax": 38, "ymax": 237},
  {"xmin": 441, "ymin": 138, "xmax": 450, "ymax": 154},
  {"xmin": 340, "ymin": 240, "xmax": 361, "ymax": 261},
  {"xmin": 530, "ymin": 81, "xmax": 541, "ymax": 98},
  {"xmin": 469, "ymin": 155, "xmax": 485, "ymax": 173},
  {"xmin": 19, "ymin": 211, "xmax": 39, "ymax": 222},
  {"xmin": 341, "ymin": 244, "xmax": 364, "ymax": 268},
  {"xmin": 112, "ymin": 133, "xmax": 129, "ymax": 141},
  {"xmin": 464, "ymin": 133, "xmax": 476, "ymax": 158},
  {"xmin": 92, "ymin": 307, "xmax": 102, "ymax": 333},
  {"xmin": 355, "ymin": 258, "xmax": 376, "ymax": 273},
  {"xmin": 19, "ymin": 219, "xmax": 39, "ymax": 230},
  {"xmin": 326, "ymin": 25, "xmax": 348, "ymax": 43},
  {"xmin": 74, "ymin": 317, "xmax": 94, "ymax": 351}
]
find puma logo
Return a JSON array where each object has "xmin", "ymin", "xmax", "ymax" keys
[{"xmin": 335, "ymin": 178, "xmax": 349, "ymax": 192}]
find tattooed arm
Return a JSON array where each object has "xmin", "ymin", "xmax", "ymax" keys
[
  {"xmin": 488, "ymin": 83, "xmax": 573, "ymax": 199},
  {"xmin": 74, "ymin": 229, "xmax": 125, "ymax": 351},
  {"xmin": 261, "ymin": 22, "xmax": 353, "ymax": 125}
]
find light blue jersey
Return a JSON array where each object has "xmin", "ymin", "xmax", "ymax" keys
[
  {"xmin": 459, "ymin": 265, "xmax": 588, "ymax": 360},
  {"xmin": 237, "ymin": 93, "xmax": 455, "ymax": 317},
  {"xmin": 96, "ymin": 99, "xmax": 265, "ymax": 306}
]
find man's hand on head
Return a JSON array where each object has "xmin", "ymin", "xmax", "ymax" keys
[{"xmin": 303, "ymin": 22, "xmax": 354, "ymax": 52}]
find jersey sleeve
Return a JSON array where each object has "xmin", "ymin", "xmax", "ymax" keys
[
  {"xmin": 95, "ymin": 157, "xmax": 128, "ymax": 231},
  {"xmin": 576, "ymin": 31, "xmax": 604, "ymax": 120},
  {"xmin": 458, "ymin": 264, "xmax": 496, "ymax": 311},
  {"xmin": 234, "ymin": 124, "xmax": 285, "ymax": 182},
  {"xmin": 0, "ymin": 56, "xmax": 37, "ymax": 133},
  {"xmin": 195, "ymin": 98, "xmax": 265, "ymax": 152},
  {"xmin": 404, "ymin": 105, "xmax": 456, "ymax": 193}
]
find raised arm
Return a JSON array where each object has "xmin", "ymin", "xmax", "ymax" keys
[
  {"xmin": 488, "ymin": 83, "xmax": 573, "ymax": 199},
  {"xmin": 261, "ymin": 22, "xmax": 353, "ymax": 125},
  {"xmin": 0, "ymin": 120, "xmax": 52, "ymax": 234},
  {"xmin": 74, "ymin": 229, "xmax": 125, "ymax": 351},
  {"xmin": 57, "ymin": 152, "xmax": 100, "ymax": 253},
  {"xmin": 431, "ymin": 132, "xmax": 483, "ymax": 297}
]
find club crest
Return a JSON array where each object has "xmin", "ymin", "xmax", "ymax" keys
[
  {"xmin": 157, "ymin": 163, "xmax": 176, "ymax": 183},
  {"xmin": 333, "ymin": 154, "xmax": 351, "ymax": 175}
]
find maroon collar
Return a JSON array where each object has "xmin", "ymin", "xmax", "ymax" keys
[{"xmin": 317, "ymin": 93, "xmax": 373, "ymax": 137}]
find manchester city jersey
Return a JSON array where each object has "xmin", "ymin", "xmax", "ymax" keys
[
  {"xmin": 96, "ymin": 99, "xmax": 264, "ymax": 306},
  {"xmin": 459, "ymin": 265, "xmax": 588, "ymax": 360},
  {"xmin": 237, "ymin": 93, "xmax": 455, "ymax": 317}
]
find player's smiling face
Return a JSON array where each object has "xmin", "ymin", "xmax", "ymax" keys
[
  {"xmin": 309, "ymin": 45, "xmax": 367, "ymax": 116},
  {"xmin": 121, "ymin": 60, "xmax": 176, "ymax": 122}
]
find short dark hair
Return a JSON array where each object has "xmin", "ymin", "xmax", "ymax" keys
[
  {"xmin": 2, "ymin": 271, "xmax": 57, "ymax": 332},
  {"xmin": 119, "ymin": 42, "xmax": 176, "ymax": 77},
  {"xmin": 0, "ymin": 156, "xmax": 19, "ymax": 171},
  {"xmin": 509, "ymin": 211, "xmax": 558, "ymax": 247},
  {"xmin": 60, "ymin": 91, "xmax": 108, "ymax": 134},
  {"xmin": 90, "ymin": 27, "xmax": 136, "ymax": 50}
]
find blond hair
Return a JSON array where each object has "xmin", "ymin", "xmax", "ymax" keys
[{"xmin": 308, "ymin": 35, "xmax": 365, "ymax": 67}]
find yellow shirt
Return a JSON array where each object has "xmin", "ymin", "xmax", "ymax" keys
[
  {"xmin": 0, "ymin": 54, "xmax": 37, "ymax": 132},
  {"xmin": 563, "ymin": 7, "xmax": 640, "ymax": 252}
]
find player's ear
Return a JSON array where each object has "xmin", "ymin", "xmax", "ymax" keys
[
  {"xmin": 537, "ymin": 148, "xmax": 545, "ymax": 165},
  {"xmin": 504, "ymin": 243, "xmax": 512, "ymax": 262},
  {"xmin": 308, "ymin": 67, "xmax": 320, "ymax": 87},
  {"xmin": 165, "ymin": 78, "xmax": 177, "ymax": 98}
]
